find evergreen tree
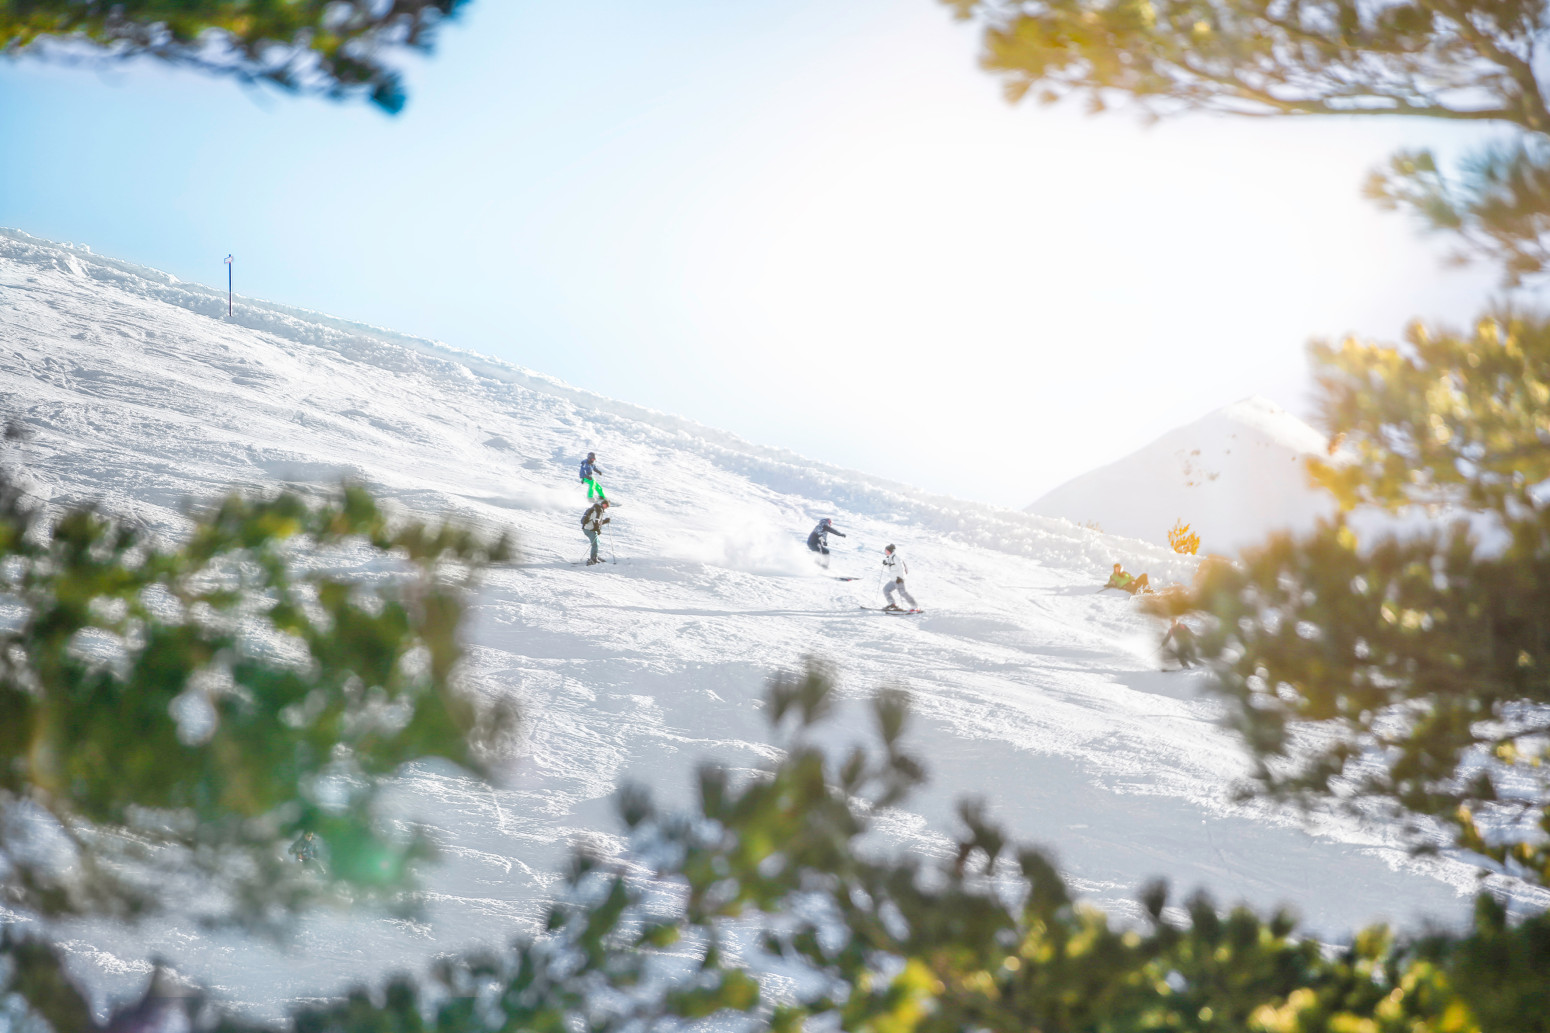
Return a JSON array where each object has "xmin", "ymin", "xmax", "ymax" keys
[
  {"xmin": 1165, "ymin": 314, "xmax": 1550, "ymax": 888},
  {"xmin": 943, "ymin": 0, "xmax": 1550, "ymax": 890},
  {"xmin": 941, "ymin": 0, "xmax": 1550, "ymax": 285},
  {"xmin": 136, "ymin": 667, "xmax": 1550, "ymax": 1033},
  {"xmin": 941, "ymin": 0, "xmax": 1548, "ymax": 125},
  {"xmin": 0, "ymin": 0, "xmax": 469, "ymax": 112},
  {"xmin": 0, "ymin": 475, "xmax": 512, "ymax": 1028}
]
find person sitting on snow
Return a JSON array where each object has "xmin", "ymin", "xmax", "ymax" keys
[{"xmin": 1104, "ymin": 561, "xmax": 1150, "ymax": 595}]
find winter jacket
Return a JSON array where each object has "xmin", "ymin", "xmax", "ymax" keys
[
  {"xmin": 582, "ymin": 506, "xmax": 611, "ymax": 533},
  {"xmin": 290, "ymin": 833, "xmax": 319, "ymax": 864},
  {"xmin": 807, "ymin": 521, "xmax": 845, "ymax": 548},
  {"xmin": 580, "ymin": 460, "xmax": 603, "ymax": 481},
  {"xmin": 883, "ymin": 551, "xmax": 907, "ymax": 581}
]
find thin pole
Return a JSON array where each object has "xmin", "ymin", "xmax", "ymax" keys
[{"xmin": 224, "ymin": 254, "xmax": 233, "ymax": 316}]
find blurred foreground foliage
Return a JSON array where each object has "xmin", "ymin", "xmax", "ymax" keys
[
  {"xmin": 11, "ymin": 665, "xmax": 1549, "ymax": 1032},
  {"xmin": 942, "ymin": 0, "xmax": 1550, "ymax": 285},
  {"xmin": 0, "ymin": 0, "xmax": 469, "ymax": 112},
  {"xmin": 945, "ymin": 0, "xmax": 1550, "ymax": 967},
  {"xmin": 0, "ymin": 476, "xmax": 513, "ymax": 955},
  {"xmin": 1151, "ymin": 314, "xmax": 1550, "ymax": 893}
]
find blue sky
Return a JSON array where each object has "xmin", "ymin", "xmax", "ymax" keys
[{"xmin": 0, "ymin": 0, "xmax": 1503, "ymax": 505}]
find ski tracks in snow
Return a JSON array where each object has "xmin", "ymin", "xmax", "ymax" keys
[{"xmin": 0, "ymin": 229, "xmax": 1532, "ymax": 1020}]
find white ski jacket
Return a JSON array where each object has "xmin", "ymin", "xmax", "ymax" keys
[{"xmin": 882, "ymin": 551, "xmax": 907, "ymax": 581}]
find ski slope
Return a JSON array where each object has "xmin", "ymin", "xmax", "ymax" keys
[
  {"xmin": 1029, "ymin": 396, "xmax": 1335, "ymax": 556},
  {"xmin": 0, "ymin": 229, "xmax": 1536, "ymax": 1019}
]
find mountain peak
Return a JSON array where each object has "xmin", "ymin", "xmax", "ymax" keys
[
  {"xmin": 1028, "ymin": 398, "xmax": 1332, "ymax": 556},
  {"xmin": 1211, "ymin": 395, "xmax": 1329, "ymax": 454}
]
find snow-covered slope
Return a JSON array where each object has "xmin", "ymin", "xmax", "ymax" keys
[
  {"xmin": 1028, "ymin": 396, "xmax": 1334, "ymax": 556},
  {"xmin": 0, "ymin": 229, "xmax": 1535, "ymax": 1019}
]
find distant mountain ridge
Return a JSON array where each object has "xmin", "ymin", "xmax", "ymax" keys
[{"xmin": 1028, "ymin": 396, "xmax": 1334, "ymax": 556}]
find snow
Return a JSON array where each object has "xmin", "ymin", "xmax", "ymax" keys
[
  {"xmin": 1028, "ymin": 395, "xmax": 1335, "ymax": 556},
  {"xmin": 0, "ymin": 227, "xmax": 1541, "ymax": 1019}
]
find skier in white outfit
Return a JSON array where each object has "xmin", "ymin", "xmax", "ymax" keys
[{"xmin": 881, "ymin": 544, "xmax": 918, "ymax": 611}]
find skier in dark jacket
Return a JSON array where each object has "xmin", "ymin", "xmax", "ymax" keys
[
  {"xmin": 290, "ymin": 830, "xmax": 319, "ymax": 865},
  {"xmin": 1161, "ymin": 618, "xmax": 1201, "ymax": 668},
  {"xmin": 582, "ymin": 499, "xmax": 611, "ymax": 565},
  {"xmin": 806, "ymin": 518, "xmax": 845, "ymax": 567}
]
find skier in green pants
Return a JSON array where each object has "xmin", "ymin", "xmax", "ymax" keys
[{"xmin": 579, "ymin": 452, "xmax": 607, "ymax": 500}]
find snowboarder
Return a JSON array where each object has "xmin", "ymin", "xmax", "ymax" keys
[
  {"xmin": 579, "ymin": 452, "xmax": 606, "ymax": 500},
  {"xmin": 806, "ymin": 518, "xmax": 846, "ymax": 567},
  {"xmin": 290, "ymin": 830, "xmax": 319, "ymax": 865},
  {"xmin": 582, "ymin": 498, "xmax": 611, "ymax": 565},
  {"xmin": 1103, "ymin": 562, "xmax": 1150, "ymax": 595},
  {"xmin": 881, "ymin": 544, "xmax": 918, "ymax": 611}
]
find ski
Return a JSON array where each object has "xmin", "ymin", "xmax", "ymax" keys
[
  {"xmin": 831, "ymin": 576, "xmax": 861, "ymax": 581},
  {"xmin": 858, "ymin": 606, "xmax": 924, "ymax": 615}
]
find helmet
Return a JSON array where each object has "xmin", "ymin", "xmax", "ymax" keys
[
  {"xmin": 885, "ymin": 544, "xmax": 895, "ymax": 552},
  {"xmin": 821, "ymin": 518, "xmax": 832, "ymax": 526}
]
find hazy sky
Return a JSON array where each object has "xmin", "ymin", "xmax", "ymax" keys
[{"xmin": 0, "ymin": 0, "xmax": 1505, "ymax": 504}]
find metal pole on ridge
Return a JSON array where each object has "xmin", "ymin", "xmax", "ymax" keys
[{"xmin": 224, "ymin": 255, "xmax": 233, "ymax": 317}]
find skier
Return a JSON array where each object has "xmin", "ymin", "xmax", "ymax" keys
[
  {"xmin": 881, "ymin": 544, "xmax": 918, "ymax": 612},
  {"xmin": 1104, "ymin": 561, "xmax": 1150, "ymax": 595},
  {"xmin": 579, "ymin": 452, "xmax": 606, "ymax": 501},
  {"xmin": 290, "ymin": 830, "xmax": 319, "ymax": 865},
  {"xmin": 806, "ymin": 518, "xmax": 846, "ymax": 567},
  {"xmin": 1160, "ymin": 618, "xmax": 1201, "ymax": 668},
  {"xmin": 582, "ymin": 498, "xmax": 611, "ymax": 565}
]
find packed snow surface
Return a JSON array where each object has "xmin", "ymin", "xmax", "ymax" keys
[
  {"xmin": 1028, "ymin": 396, "xmax": 1335, "ymax": 556},
  {"xmin": 0, "ymin": 229, "xmax": 1539, "ymax": 1019}
]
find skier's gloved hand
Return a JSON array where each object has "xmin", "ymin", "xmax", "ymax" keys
[{"xmin": 896, "ymin": 577, "xmax": 904, "ymax": 585}]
